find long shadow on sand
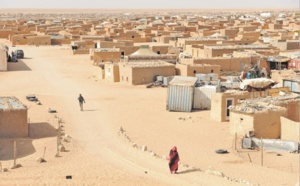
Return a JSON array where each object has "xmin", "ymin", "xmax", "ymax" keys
[
  {"xmin": 29, "ymin": 122, "xmax": 57, "ymax": 139},
  {"xmin": 7, "ymin": 59, "xmax": 31, "ymax": 71},
  {"xmin": 0, "ymin": 139, "xmax": 35, "ymax": 161},
  {"xmin": 83, "ymin": 109, "xmax": 100, "ymax": 112},
  {"xmin": 0, "ymin": 123, "xmax": 57, "ymax": 161},
  {"xmin": 178, "ymin": 168, "xmax": 202, "ymax": 174}
]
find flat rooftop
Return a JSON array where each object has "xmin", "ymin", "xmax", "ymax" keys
[
  {"xmin": 95, "ymin": 48, "xmax": 120, "ymax": 52},
  {"xmin": 0, "ymin": 97, "xmax": 27, "ymax": 110},
  {"xmin": 182, "ymin": 37, "xmax": 224, "ymax": 41},
  {"xmin": 121, "ymin": 61, "xmax": 174, "ymax": 68},
  {"xmin": 205, "ymin": 45, "xmax": 270, "ymax": 49}
]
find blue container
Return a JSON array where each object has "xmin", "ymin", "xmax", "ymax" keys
[{"xmin": 246, "ymin": 72, "xmax": 251, "ymax": 79}]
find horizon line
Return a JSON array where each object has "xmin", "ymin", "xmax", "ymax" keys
[{"xmin": 0, "ymin": 8, "xmax": 298, "ymax": 10}]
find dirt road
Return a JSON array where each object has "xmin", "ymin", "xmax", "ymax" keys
[{"xmin": 0, "ymin": 43, "xmax": 298, "ymax": 185}]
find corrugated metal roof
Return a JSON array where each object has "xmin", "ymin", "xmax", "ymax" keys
[
  {"xmin": 0, "ymin": 97, "xmax": 27, "ymax": 110},
  {"xmin": 169, "ymin": 76, "xmax": 198, "ymax": 86}
]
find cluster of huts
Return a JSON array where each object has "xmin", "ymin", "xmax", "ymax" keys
[{"xmin": 0, "ymin": 11, "xmax": 299, "ymax": 149}]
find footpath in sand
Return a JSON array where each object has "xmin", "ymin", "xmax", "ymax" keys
[{"xmin": 0, "ymin": 43, "xmax": 298, "ymax": 185}]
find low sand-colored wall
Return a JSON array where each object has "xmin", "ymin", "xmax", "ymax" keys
[
  {"xmin": 281, "ymin": 117, "xmax": 299, "ymax": 142},
  {"xmin": 0, "ymin": 109, "xmax": 28, "ymax": 138}
]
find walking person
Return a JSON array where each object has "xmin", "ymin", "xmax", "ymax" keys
[
  {"xmin": 78, "ymin": 94, "xmax": 85, "ymax": 111},
  {"xmin": 169, "ymin": 146, "xmax": 180, "ymax": 174}
]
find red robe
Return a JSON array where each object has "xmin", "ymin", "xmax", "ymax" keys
[{"xmin": 169, "ymin": 147, "xmax": 180, "ymax": 172}]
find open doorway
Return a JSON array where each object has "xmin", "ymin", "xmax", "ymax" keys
[{"xmin": 226, "ymin": 98, "xmax": 234, "ymax": 120}]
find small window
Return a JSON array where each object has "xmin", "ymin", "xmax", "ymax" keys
[
  {"xmin": 132, "ymin": 36, "xmax": 135, "ymax": 38},
  {"xmin": 157, "ymin": 51, "xmax": 160, "ymax": 54},
  {"xmin": 211, "ymin": 70, "xmax": 214, "ymax": 73},
  {"xmin": 193, "ymin": 70, "xmax": 196, "ymax": 74}
]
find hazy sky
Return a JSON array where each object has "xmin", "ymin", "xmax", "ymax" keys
[{"xmin": 1, "ymin": 0, "xmax": 298, "ymax": 9}]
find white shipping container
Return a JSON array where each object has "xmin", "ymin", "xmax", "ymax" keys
[
  {"xmin": 167, "ymin": 76, "xmax": 197, "ymax": 112},
  {"xmin": 193, "ymin": 85, "xmax": 217, "ymax": 110},
  {"xmin": 168, "ymin": 86, "xmax": 194, "ymax": 112},
  {"xmin": 163, "ymin": 76, "xmax": 174, "ymax": 86},
  {"xmin": 227, "ymin": 76, "xmax": 240, "ymax": 83},
  {"xmin": 195, "ymin": 73, "xmax": 209, "ymax": 82},
  {"xmin": 207, "ymin": 73, "xmax": 218, "ymax": 81}
]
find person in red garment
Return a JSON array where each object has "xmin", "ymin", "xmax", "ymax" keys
[{"xmin": 169, "ymin": 146, "xmax": 180, "ymax": 174}]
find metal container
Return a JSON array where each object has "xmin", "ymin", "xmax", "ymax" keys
[
  {"xmin": 207, "ymin": 73, "xmax": 219, "ymax": 81},
  {"xmin": 163, "ymin": 76, "xmax": 174, "ymax": 86},
  {"xmin": 227, "ymin": 76, "xmax": 240, "ymax": 83},
  {"xmin": 167, "ymin": 76, "xmax": 198, "ymax": 112},
  {"xmin": 195, "ymin": 73, "xmax": 208, "ymax": 82},
  {"xmin": 193, "ymin": 85, "xmax": 217, "ymax": 110},
  {"xmin": 156, "ymin": 75, "xmax": 164, "ymax": 82}
]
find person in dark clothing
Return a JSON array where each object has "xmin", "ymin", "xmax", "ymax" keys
[
  {"xmin": 78, "ymin": 94, "xmax": 85, "ymax": 111},
  {"xmin": 169, "ymin": 146, "xmax": 180, "ymax": 174}
]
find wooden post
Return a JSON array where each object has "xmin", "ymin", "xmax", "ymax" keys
[
  {"xmin": 247, "ymin": 153, "xmax": 252, "ymax": 163},
  {"xmin": 261, "ymin": 138, "xmax": 263, "ymax": 166},
  {"xmin": 234, "ymin": 133, "xmax": 237, "ymax": 150},
  {"xmin": 43, "ymin": 147, "xmax": 46, "ymax": 159},
  {"xmin": 13, "ymin": 140, "xmax": 17, "ymax": 166},
  {"xmin": 56, "ymin": 119, "xmax": 61, "ymax": 157},
  {"xmin": 28, "ymin": 118, "xmax": 30, "ymax": 137}
]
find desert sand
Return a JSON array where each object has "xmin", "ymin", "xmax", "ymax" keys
[{"xmin": 0, "ymin": 40, "xmax": 298, "ymax": 185}]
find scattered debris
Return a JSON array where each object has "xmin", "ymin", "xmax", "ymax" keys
[
  {"xmin": 59, "ymin": 145, "xmax": 65, "ymax": 152},
  {"xmin": 178, "ymin": 116, "xmax": 193, "ymax": 121},
  {"xmin": 142, "ymin": 145, "xmax": 147, "ymax": 152},
  {"xmin": 215, "ymin": 149, "xmax": 228, "ymax": 154},
  {"xmin": 63, "ymin": 137, "xmax": 70, "ymax": 142},
  {"xmin": 36, "ymin": 157, "xmax": 46, "ymax": 163},
  {"xmin": 48, "ymin": 108, "xmax": 57, "ymax": 113},
  {"xmin": 2, "ymin": 168, "xmax": 8, "ymax": 172},
  {"xmin": 10, "ymin": 164, "xmax": 22, "ymax": 169},
  {"xmin": 150, "ymin": 151, "xmax": 156, "ymax": 157},
  {"xmin": 205, "ymin": 169, "xmax": 225, "ymax": 177},
  {"xmin": 162, "ymin": 155, "xmax": 168, "ymax": 160},
  {"xmin": 26, "ymin": 95, "xmax": 38, "ymax": 102}
]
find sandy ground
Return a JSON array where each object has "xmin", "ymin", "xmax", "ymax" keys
[{"xmin": 0, "ymin": 41, "xmax": 299, "ymax": 185}]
